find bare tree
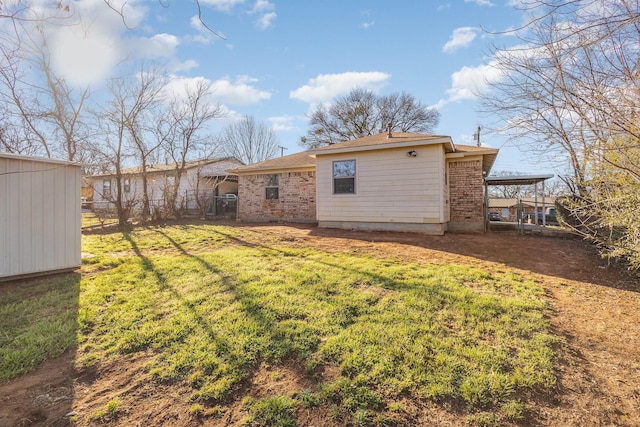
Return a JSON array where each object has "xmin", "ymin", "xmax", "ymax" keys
[
  {"xmin": 481, "ymin": 0, "xmax": 640, "ymax": 266},
  {"xmin": 300, "ymin": 88, "xmax": 440, "ymax": 149},
  {"xmin": 0, "ymin": 21, "xmax": 94, "ymax": 165},
  {"xmin": 116, "ymin": 65, "xmax": 167, "ymax": 221},
  {"xmin": 38, "ymin": 51, "xmax": 91, "ymax": 163},
  {"xmin": 93, "ymin": 85, "xmax": 136, "ymax": 227},
  {"xmin": 0, "ymin": 43, "xmax": 52, "ymax": 157},
  {"xmin": 156, "ymin": 80, "xmax": 225, "ymax": 218},
  {"xmin": 1, "ymin": 1, "xmax": 223, "ymax": 37},
  {"xmin": 487, "ymin": 171, "xmax": 530, "ymax": 199},
  {"xmin": 221, "ymin": 115, "xmax": 278, "ymax": 164}
]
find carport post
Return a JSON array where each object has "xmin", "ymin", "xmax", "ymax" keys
[
  {"xmin": 483, "ymin": 177, "xmax": 489, "ymax": 232},
  {"xmin": 542, "ymin": 180, "xmax": 546, "ymax": 227},
  {"xmin": 534, "ymin": 182, "xmax": 539, "ymax": 225}
]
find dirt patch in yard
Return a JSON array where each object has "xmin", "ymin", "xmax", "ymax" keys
[{"xmin": 1, "ymin": 222, "xmax": 639, "ymax": 426}]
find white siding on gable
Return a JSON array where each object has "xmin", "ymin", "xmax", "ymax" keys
[
  {"xmin": 1, "ymin": 155, "xmax": 81, "ymax": 280},
  {"xmin": 316, "ymin": 145, "xmax": 446, "ymax": 224}
]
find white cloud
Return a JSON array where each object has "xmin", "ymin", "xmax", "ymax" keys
[
  {"xmin": 269, "ymin": 115, "xmax": 296, "ymax": 132},
  {"xmin": 247, "ymin": 0, "xmax": 276, "ymax": 29},
  {"xmin": 359, "ymin": 10, "xmax": 374, "ymax": 29},
  {"xmin": 163, "ymin": 76, "xmax": 212, "ymax": 101},
  {"xmin": 210, "ymin": 75, "xmax": 272, "ymax": 104},
  {"xmin": 447, "ymin": 63, "xmax": 501, "ymax": 101},
  {"xmin": 256, "ymin": 11, "xmax": 277, "ymax": 29},
  {"xmin": 290, "ymin": 71, "xmax": 391, "ymax": 104},
  {"xmin": 141, "ymin": 33, "xmax": 180, "ymax": 56},
  {"xmin": 250, "ymin": 0, "xmax": 274, "ymax": 13},
  {"xmin": 464, "ymin": 0, "xmax": 494, "ymax": 6},
  {"xmin": 171, "ymin": 59, "xmax": 199, "ymax": 73},
  {"xmin": 435, "ymin": 61, "xmax": 504, "ymax": 109},
  {"xmin": 198, "ymin": 0, "xmax": 246, "ymax": 12},
  {"xmin": 442, "ymin": 27, "xmax": 477, "ymax": 53},
  {"xmin": 122, "ymin": 33, "xmax": 200, "ymax": 74}
]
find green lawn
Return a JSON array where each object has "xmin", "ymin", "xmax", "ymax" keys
[
  {"xmin": 0, "ymin": 223, "xmax": 557, "ymax": 426},
  {"xmin": 81, "ymin": 212, "xmax": 118, "ymax": 228}
]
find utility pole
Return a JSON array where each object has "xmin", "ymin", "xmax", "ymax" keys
[
  {"xmin": 473, "ymin": 126, "xmax": 481, "ymax": 147},
  {"xmin": 278, "ymin": 146, "xmax": 287, "ymax": 157}
]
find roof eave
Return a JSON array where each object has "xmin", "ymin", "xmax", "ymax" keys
[
  {"xmin": 231, "ymin": 164, "xmax": 315, "ymax": 174},
  {"xmin": 309, "ymin": 136, "xmax": 454, "ymax": 155}
]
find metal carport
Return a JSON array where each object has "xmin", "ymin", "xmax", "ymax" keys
[{"xmin": 484, "ymin": 174, "xmax": 554, "ymax": 232}]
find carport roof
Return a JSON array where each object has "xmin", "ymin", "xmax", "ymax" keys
[{"xmin": 485, "ymin": 174, "xmax": 554, "ymax": 186}]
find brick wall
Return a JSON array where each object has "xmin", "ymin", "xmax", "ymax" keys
[
  {"xmin": 238, "ymin": 171, "xmax": 316, "ymax": 222},
  {"xmin": 448, "ymin": 159, "xmax": 484, "ymax": 222}
]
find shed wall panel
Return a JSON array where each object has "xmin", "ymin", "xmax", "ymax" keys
[{"xmin": 0, "ymin": 155, "xmax": 81, "ymax": 280}]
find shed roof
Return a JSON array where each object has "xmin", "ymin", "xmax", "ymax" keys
[{"xmin": 0, "ymin": 152, "xmax": 80, "ymax": 167}]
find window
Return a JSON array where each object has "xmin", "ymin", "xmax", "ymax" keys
[
  {"xmin": 166, "ymin": 175, "xmax": 176, "ymax": 191},
  {"xmin": 333, "ymin": 160, "xmax": 355, "ymax": 194},
  {"xmin": 103, "ymin": 179, "xmax": 111, "ymax": 198},
  {"xmin": 265, "ymin": 174, "xmax": 279, "ymax": 200},
  {"xmin": 123, "ymin": 177, "xmax": 130, "ymax": 193}
]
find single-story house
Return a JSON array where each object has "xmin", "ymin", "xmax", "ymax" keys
[
  {"xmin": 489, "ymin": 197, "xmax": 557, "ymax": 222},
  {"xmin": 1, "ymin": 153, "xmax": 81, "ymax": 281},
  {"xmin": 230, "ymin": 151, "xmax": 317, "ymax": 223},
  {"xmin": 232, "ymin": 131, "xmax": 498, "ymax": 234},
  {"xmin": 89, "ymin": 157, "xmax": 242, "ymax": 216}
]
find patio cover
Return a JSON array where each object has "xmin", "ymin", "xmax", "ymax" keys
[{"xmin": 483, "ymin": 174, "xmax": 555, "ymax": 228}]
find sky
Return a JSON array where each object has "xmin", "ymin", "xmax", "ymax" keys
[{"xmin": 14, "ymin": 0, "xmax": 555, "ymax": 175}]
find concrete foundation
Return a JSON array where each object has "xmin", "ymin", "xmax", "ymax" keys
[{"xmin": 318, "ymin": 221, "xmax": 447, "ymax": 235}]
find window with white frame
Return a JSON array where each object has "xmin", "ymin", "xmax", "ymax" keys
[
  {"xmin": 123, "ymin": 177, "xmax": 130, "ymax": 193},
  {"xmin": 103, "ymin": 179, "xmax": 111, "ymax": 198},
  {"xmin": 333, "ymin": 160, "xmax": 355, "ymax": 194}
]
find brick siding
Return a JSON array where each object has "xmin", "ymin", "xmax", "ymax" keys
[
  {"xmin": 238, "ymin": 171, "xmax": 316, "ymax": 222},
  {"xmin": 448, "ymin": 160, "xmax": 484, "ymax": 222}
]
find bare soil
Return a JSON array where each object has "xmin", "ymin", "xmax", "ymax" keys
[{"xmin": 1, "ymin": 223, "xmax": 639, "ymax": 426}]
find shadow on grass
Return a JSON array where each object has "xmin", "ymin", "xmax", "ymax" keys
[
  {"xmin": 120, "ymin": 230, "xmax": 319, "ymax": 398},
  {"xmin": 115, "ymin": 224, "xmax": 567, "ymax": 425},
  {"xmin": 121, "ymin": 232, "xmax": 228, "ymax": 349},
  {"xmin": 222, "ymin": 221, "xmax": 639, "ymax": 293},
  {"xmin": 0, "ymin": 272, "xmax": 80, "ymax": 426}
]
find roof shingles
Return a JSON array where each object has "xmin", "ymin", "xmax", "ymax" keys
[{"xmin": 231, "ymin": 151, "xmax": 315, "ymax": 173}]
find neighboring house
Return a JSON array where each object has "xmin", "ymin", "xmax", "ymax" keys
[
  {"xmin": 89, "ymin": 157, "xmax": 243, "ymax": 216},
  {"xmin": 489, "ymin": 197, "xmax": 557, "ymax": 222},
  {"xmin": 232, "ymin": 131, "xmax": 498, "ymax": 234},
  {"xmin": 1, "ymin": 153, "xmax": 81, "ymax": 281},
  {"xmin": 232, "ymin": 151, "xmax": 317, "ymax": 223},
  {"xmin": 81, "ymin": 176, "xmax": 93, "ymax": 204}
]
